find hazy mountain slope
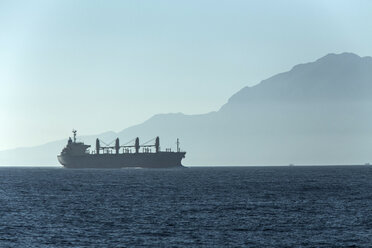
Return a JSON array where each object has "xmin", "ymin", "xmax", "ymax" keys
[
  {"xmin": 1, "ymin": 53, "xmax": 372, "ymax": 165},
  {"xmin": 224, "ymin": 53, "xmax": 372, "ymax": 107}
]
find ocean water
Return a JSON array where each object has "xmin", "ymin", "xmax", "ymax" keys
[{"xmin": 1, "ymin": 166, "xmax": 372, "ymax": 247}]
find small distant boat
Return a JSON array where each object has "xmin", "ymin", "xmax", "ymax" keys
[
  {"xmin": 289, "ymin": 164, "xmax": 294, "ymax": 166},
  {"xmin": 365, "ymin": 163, "xmax": 370, "ymax": 166}
]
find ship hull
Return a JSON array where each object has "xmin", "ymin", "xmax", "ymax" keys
[{"xmin": 57, "ymin": 152, "xmax": 186, "ymax": 169}]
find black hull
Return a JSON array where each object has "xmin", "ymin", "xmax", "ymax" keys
[{"xmin": 57, "ymin": 152, "xmax": 186, "ymax": 169}]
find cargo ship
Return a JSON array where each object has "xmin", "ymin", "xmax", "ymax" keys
[{"xmin": 57, "ymin": 130, "xmax": 186, "ymax": 168}]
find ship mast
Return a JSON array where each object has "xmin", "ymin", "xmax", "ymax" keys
[
  {"xmin": 72, "ymin": 129, "xmax": 77, "ymax": 143},
  {"xmin": 177, "ymin": 138, "xmax": 180, "ymax": 152}
]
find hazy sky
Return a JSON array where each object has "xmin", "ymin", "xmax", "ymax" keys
[{"xmin": 1, "ymin": 0, "xmax": 372, "ymax": 150}]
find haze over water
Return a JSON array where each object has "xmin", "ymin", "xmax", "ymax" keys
[{"xmin": 1, "ymin": 166, "xmax": 371, "ymax": 247}]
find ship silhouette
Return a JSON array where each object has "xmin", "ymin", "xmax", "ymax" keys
[{"xmin": 57, "ymin": 130, "xmax": 186, "ymax": 168}]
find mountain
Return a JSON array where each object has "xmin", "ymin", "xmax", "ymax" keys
[
  {"xmin": 1, "ymin": 52, "xmax": 372, "ymax": 166},
  {"xmin": 224, "ymin": 53, "xmax": 372, "ymax": 106}
]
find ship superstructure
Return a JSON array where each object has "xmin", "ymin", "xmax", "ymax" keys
[{"xmin": 57, "ymin": 130, "xmax": 186, "ymax": 168}]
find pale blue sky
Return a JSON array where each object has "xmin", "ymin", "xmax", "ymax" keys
[{"xmin": 1, "ymin": 0, "xmax": 372, "ymax": 150}]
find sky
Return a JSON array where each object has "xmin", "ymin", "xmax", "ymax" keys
[{"xmin": 1, "ymin": 0, "xmax": 372, "ymax": 150}]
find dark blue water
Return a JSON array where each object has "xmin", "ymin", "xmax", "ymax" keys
[{"xmin": 1, "ymin": 166, "xmax": 372, "ymax": 247}]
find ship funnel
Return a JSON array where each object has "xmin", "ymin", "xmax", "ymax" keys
[
  {"xmin": 96, "ymin": 138, "xmax": 100, "ymax": 154},
  {"xmin": 115, "ymin": 138, "xmax": 120, "ymax": 154},
  {"xmin": 155, "ymin": 137, "xmax": 160, "ymax": 153},
  {"xmin": 135, "ymin": 137, "xmax": 140, "ymax": 153}
]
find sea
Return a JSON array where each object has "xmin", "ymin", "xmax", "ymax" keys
[{"xmin": 0, "ymin": 166, "xmax": 372, "ymax": 247}]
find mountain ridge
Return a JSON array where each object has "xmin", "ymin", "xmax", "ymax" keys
[
  {"xmin": 1, "ymin": 52, "xmax": 372, "ymax": 165},
  {"xmin": 223, "ymin": 52, "xmax": 372, "ymax": 110}
]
